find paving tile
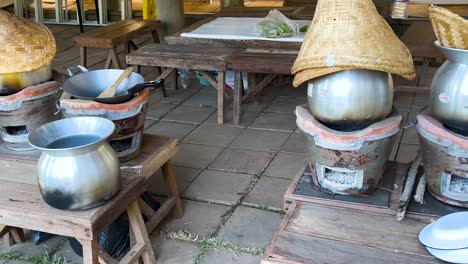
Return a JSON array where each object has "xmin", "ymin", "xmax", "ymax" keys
[
  {"xmin": 183, "ymin": 92, "xmax": 218, "ymax": 107},
  {"xmin": 144, "ymin": 119, "xmax": 158, "ymax": 130},
  {"xmin": 149, "ymin": 88, "xmax": 198, "ymax": 104},
  {"xmin": 148, "ymin": 166, "xmax": 201, "ymax": 196},
  {"xmin": 281, "ymin": 133, "xmax": 306, "ymax": 155},
  {"xmin": 264, "ymin": 97, "xmax": 306, "ymax": 114},
  {"xmin": 412, "ymin": 91, "xmax": 431, "ymax": 108},
  {"xmin": 396, "ymin": 107, "xmax": 410, "ymax": 122},
  {"xmin": 183, "ymin": 170, "xmax": 252, "ymax": 205},
  {"xmin": 396, "ymin": 144, "xmax": 420, "ymax": 164},
  {"xmin": 231, "ymin": 129, "xmax": 290, "ymax": 152},
  {"xmin": 242, "ymin": 95, "xmax": 275, "ymax": 111},
  {"xmin": 217, "ymin": 206, "xmax": 283, "ymax": 248},
  {"xmin": 163, "ymin": 105, "xmax": 216, "ymax": 124},
  {"xmin": 173, "ymin": 143, "xmax": 225, "ymax": 169},
  {"xmin": 161, "ymin": 200, "xmax": 229, "ymax": 237},
  {"xmin": 145, "ymin": 121, "xmax": 197, "ymax": 140},
  {"xmin": 203, "ymin": 249, "xmax": 261, "ymax": 264},
  {"xmin": 401, "ymin": 127, "xmax": 420, "ymax": 145},
  {"xmin": 184, "ymin": 124, "xmax": 244, "ymax": 147},
  {"xmin": 262, "ymin": 83, "xmax": 307, "ymax": 99},
  {"xmin": 249, "ymin": 112, "xmax": 296, "ymax": 132},
  {"xmin": 244, "ymin": 176, "xmax": 291, "ymax": 210},
  {"xmin": 205, "ymin": 109, "xmax": 260, "ymax": 128},
  {"xmin": 264, "ymin": 152, "xmax": 307, "ymax": 179},
  {"xmin": 146, "ymin": 102, "xmax": 178, "ymax": 120},
  {"xmin": 389, "ymin": 131, "xmax": 403, "ymax": 161},
  {"xmin": 209, "ymin": 148, "xmax": 275, "ymax": 175},
  {"xmin": 55, "ymin": 239, "xmax": 84, "ymax": 264},
  {"xmin": 393, "ymin": 91, "xmax": 414, "ymax": 108},
  {"xmin": 150, "ymin": 237, "xmax": 199, "ymax": 264}
]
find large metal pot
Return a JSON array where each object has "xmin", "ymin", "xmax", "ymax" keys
[
  {"xmin": 307, "ymin": 69, "xmax": 393, "ymax": 129},
  {"xmin": 431, "ymin": 41, "xmax": 468, "ymax": 132},
  {"xmin": 28, "ymin": 117, "xmax": 120, "ymax": 210},
  {"xmin": 0, "ymin": 65, "xmax": 52, "ymax": 95}
]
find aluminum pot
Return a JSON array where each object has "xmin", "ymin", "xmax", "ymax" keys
[
  {"xmin": 431, "ymin": 41, "xmax": 468, "ymax": 132},
  {"xmin": 28, "ymin": 116, "xmax": 120, "ymax": 210},
  {"xmin": 0, "ymin": 65, "xmax": 52, "ymax": 95},
  {"xmin": 307, "ymin": 69, "xmax": 393, "ymax": 129}
]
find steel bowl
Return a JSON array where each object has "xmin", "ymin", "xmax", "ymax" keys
[
  {"xmin": 419, "ymin": 212, "xmax": 468, "ymax": 250},
  {"xmin": 307, "ymin": 69, "xmax": 393, "ymax": 129}
]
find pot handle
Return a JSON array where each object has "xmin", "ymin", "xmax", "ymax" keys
[
  {"xmin": 66, "ymin": 65, "xmax": 89, "ymax": 77},
  {"xmin": 127, "ymin": 79, "xmax": 165, "ymax": 95}
]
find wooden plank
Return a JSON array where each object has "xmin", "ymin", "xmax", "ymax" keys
[
  {"xmin": 121, "ymin": 134, "xmax": 179, "ymax": 178},
  {"xmin": 268, "ymin": 231, "xmax": 441, "ymax": 264},
  {"xmin": 230, "ymin": 49, "xmax": 298, "ymax": 75},
  {"xmin": 284, "ymin": 202, "xmax": 433, "ymax": 257},
  {"xmin": 145, "ymin": 197, "xmax": 175, "ymax": 233}
]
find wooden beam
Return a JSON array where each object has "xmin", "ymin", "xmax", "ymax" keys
[
  {"xmin": 221, "ymin": 0, "xmax": 244, "ymax": 9},
  {"xmin": 156, "ymin": 0, "xmax": 185, "ymax": 37}
]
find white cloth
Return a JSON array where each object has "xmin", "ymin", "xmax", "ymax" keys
[{"xmin": 181, "ymin": 17, "xmax": 310, "ymax": 42}]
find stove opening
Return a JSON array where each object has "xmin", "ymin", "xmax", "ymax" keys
[
  {"xmin": 441, "ymin": 172, "xmax": 468, "ymax": 202},
  {"xmin": 319, "ymin": 121, "xmax": 370, "ymax": 132},
  {"xmin": 3, "ymin": 125, "xmax": 28, "ymax": 136},
  {"xmin": 443, "ymin": 125, "xmax": 468, "ymax": 137},
  {"xmin": 324, "ymin": 168, "xmax": 356, "ymax": 186},
  {"xmin": 109, "ymin": 137, "xmax": 134, "ymax": 153},
  {"xmin": 449, "ymin": 175, "xmax": 468, "ymax": 194}
]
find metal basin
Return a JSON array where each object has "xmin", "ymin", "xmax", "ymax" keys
[
  {"xmin": 28, "ymin": 116, "xmax": 120, "ymax": 210},
  {"xmin": 419, "ymin": 212, "xmax": 468, "ymax": 250},
  {"xmin": 307, "ymin": 69, "xmax": 393, "ymax": 129}
]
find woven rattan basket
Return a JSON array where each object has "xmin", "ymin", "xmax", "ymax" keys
[
  {"xmin": 0, "ymin": 10, "xmax": 56, "ymax": 74},
  {"xmin": 429, "ymin": 6, "xmax": 468, "ymax": 50},
  {"xmin": 291, "ymin": 0, "xmax": 415, "ymax": 87}
]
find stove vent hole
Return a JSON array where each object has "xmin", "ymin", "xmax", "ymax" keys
[
  {"xmin": 3, "ymin": 125, "xmax": 28, "ymax": 136},
  {"xmin": 449, "ymin": 175, "xmax": 468, "ymax": 194},
  {"xmin": 324, "ymin": 168, "xmax": 356, "ymax": 186},
  {"xmin": 109, "ymin": 137, "xmax": 133, "ymax": 153}
]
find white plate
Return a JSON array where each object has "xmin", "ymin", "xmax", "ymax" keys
[
  {"xmin": 427, "ymin": 247, "xmax": 468, "ymax": 263},
  {"xmin": 419, "ymin": 212, "xmax": 468, "ymax": 249}
]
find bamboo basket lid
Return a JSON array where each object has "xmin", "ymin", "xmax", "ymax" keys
[
  {"xmin": 429, "ymin": 6, "xmax": 468, "ymax": 50},
  {"xmin": 0, "ymin": 10, "xmax": 56, "ymax": 74},
  {"xmin": 291, "ymin": 0, "xmax": 416, "ymax": 87}
]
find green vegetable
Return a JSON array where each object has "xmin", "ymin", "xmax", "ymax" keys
[{"xmin": 300, "ymin": 25, "xmax": 308, "ymax": 33}]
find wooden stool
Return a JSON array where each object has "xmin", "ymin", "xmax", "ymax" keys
[
  {"xmin": 73, "ymin": 19, "xmax": 161, "ymax": 69},
  {"xmin": 126, "ymin": 44, "xmax": 237, "ymax": 125}
]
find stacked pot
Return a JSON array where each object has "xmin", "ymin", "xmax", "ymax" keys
[{"xmin": 291, "ymin": 0, "xmax": 415, "ymax": 195}]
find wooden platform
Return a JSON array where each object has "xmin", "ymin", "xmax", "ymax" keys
[{"xmin": 262, "ymin": 202, "xmax": 443, "ymax": 264}]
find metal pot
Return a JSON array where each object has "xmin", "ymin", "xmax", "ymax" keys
[
  {"xmin": 0, "ymin": 65, "xmax": 52, "ymax": 95},
  {"xmin": 307, "ymin": 69, "xmax": 393, "ymax": 129},
  {"xmin": 431, "ymin": 41, "xmax": 468, "ymax": 132},
  {"xmin": 28, "ymin": 116, "xmax": 120, "ymax": 210},
  {"xmin": 63, "ymin": 66, "xmax": 164, "ymax": 104}
]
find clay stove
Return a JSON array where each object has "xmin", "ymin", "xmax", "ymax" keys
[
  {"xmin": 0, "ymin": 81, "xmax": 62, "ymax": 151},
  {"xmin": 417, "ymin": 109, "xmax": 468, "ymax": 208},
  {"xmin": 296, "ymin": 105, "xmax": 402, "ymax": 195},
  {"xmin": 60, "ymin": 89, "xmax": 149, "ymax": 162}
]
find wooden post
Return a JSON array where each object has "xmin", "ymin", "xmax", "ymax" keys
[
  {"xmin": 221, "ymin": 0, "xmax": 244, "ymax": 9},
  {"xmin": 156, "ymin": 0, "xmax": 184, "ymax": 37}
]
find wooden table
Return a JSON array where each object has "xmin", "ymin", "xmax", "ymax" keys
[
  {"xmin": 216, "ymin": 6, "xmax": 316, "ymax": 20},
  {"xmin": 73, "ymin": 19, "xmax": 161, "ymax": 69},
  {"xmin": 126, "ymin": 44, "xmax": 237, "ymax": 125},
  {"xmin": 0, "ymin": 134, "xmax": 182, "ymax": 263}
]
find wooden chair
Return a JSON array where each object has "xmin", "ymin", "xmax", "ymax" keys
[{"xmin": 73, "ymin": 19, "xmax": 161, "ymax": 69}]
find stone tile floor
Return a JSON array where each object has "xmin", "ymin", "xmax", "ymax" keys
[{"xmin": 0, "ymin": 25, "xmax": 433, "ymax": 264}]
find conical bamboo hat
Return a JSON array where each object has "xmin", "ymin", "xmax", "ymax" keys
[
  {"xmin": 429, "ymin": 6, "xmax": 468, "ymax": 50},
  {"xmin": 291, "ymin": 0, "xmax": 416, "ymax": 87},
  {"xmin": 0, "ymin": 10, "xmax": 56, "ymax": 74}
]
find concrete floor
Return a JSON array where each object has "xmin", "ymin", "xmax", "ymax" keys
[{"xmin": 0, "ymin": 25, "xmax": 433, "ymax": 264}]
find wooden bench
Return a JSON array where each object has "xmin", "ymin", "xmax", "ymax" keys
[
  {"xmin": 73, "ymin": 19, "xmax": 161, "ymax": 69},
  {"xmin": 0, "ymin": 134, "xmax": 183, "ymax": 263},
  {"xmin": 127, "ymin": 43, "xmax": 238, "ymax": 125},
  {"xmin": 230, "ymin": 48, "xmax": 299, "ymax": 125}
]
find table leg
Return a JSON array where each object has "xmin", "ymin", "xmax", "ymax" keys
[
  {"xmin": 127, "ymin": 201, "xmax": 157, "ymax": 264},
  {"xmin": 217, "ymin": 71, "xmax": 225, "ymax": 125},
  {"xmin": 80, "ymin": 47, "xmax": 87, "ymax": 67},
  {"xmin": 104, "ymin": 50, "xmax": 113, "ymax": 69},
  {"xmin": 81, "ymin": 238, "xmax": 99, "ymax": 264},
  {"xmin": 233, "ymin": 72, "xmax": 242, "ymax": 126},
  {"xmin": 110, "ymin": 48, "xmax": 121, "ymax": 69},
  {"xmin": 162, "ymin": 160, "xmax": 183, "ymax": 218}
]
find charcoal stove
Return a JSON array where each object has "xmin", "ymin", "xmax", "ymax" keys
[
  {"xmin": 59, "ymin": 89, "xmax": 149, "ymax": 162},
  {"xmin": 417, "ymin": 109, "xmax": 468, "ymax": 208},
  {"xmin": 0, "ymin": 81, "xmax": 62, "ymax": 151},
  {"xmin": 296, "ymin": 105, "xmax": 402, "ymax": 195}
]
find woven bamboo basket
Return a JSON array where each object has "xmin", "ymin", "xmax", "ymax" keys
[
  {"xmin": 0, "ymin": 10, "xmax": 56, "ymax": 74},
  {"xmin": 291, "ymin": 0, "xmax": 415, "ymax": 87},
  {"xmin": 429, "ymin": 6, "xmax": 468, "ymax": 50}
]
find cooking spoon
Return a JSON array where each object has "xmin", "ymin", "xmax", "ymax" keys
[{"xmin": 97, "ymin": 67, "xmax": 134, "ymax": 98}]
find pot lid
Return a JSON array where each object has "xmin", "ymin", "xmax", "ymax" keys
[
  {"xmin": 419, "ymin": 212, "xmax": 468, "ymax": 250},
  {"xmin": 0, "ymin": 10, "xmax": 56, "ymax": 74},
  {"xmin": 426, "ymin": 247, "xmax": 468, "ymax": 264}
]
